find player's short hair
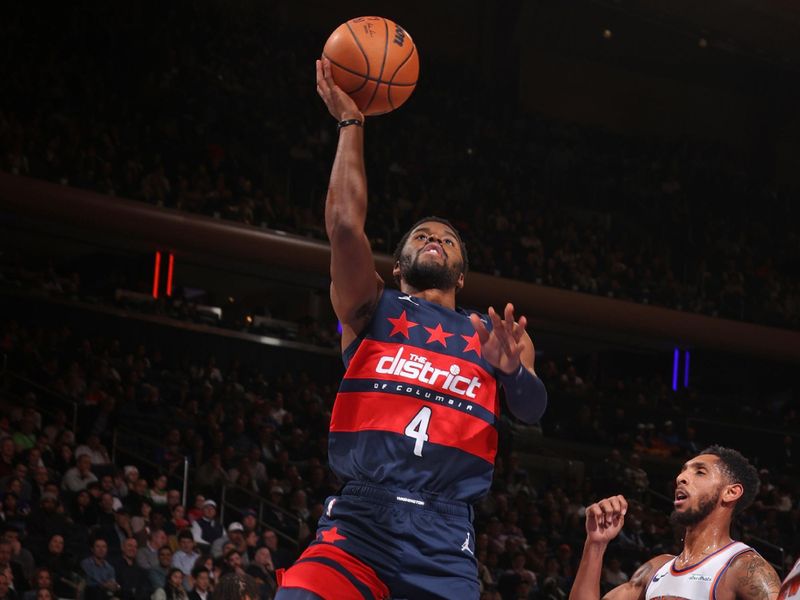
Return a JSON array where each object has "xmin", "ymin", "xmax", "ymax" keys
[
  {"xmin": 700, "ymin": 445, "xmax": 759, "ymax": 515},
  {"xmin": 393, "ymin": 216, "xmax": 469, "ymax": 275},
  {"xmin": 211, "ymin": 573, "xmax": 259, "ymax": 600}
]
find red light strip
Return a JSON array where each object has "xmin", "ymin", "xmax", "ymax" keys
[
  {"xmin": 152, "ymin": 251, "xmax": 161, "ymax": 299},
  {"xmin": 166, "ymin": 253, "xmax": 174, "ymax": 297}
]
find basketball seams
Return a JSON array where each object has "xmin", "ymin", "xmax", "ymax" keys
[
  {"xmin": 325, "ymin": 16, "xmax": 418, "ymax": 115},
  {"xmin": 322, "ymin": 53, "xmax": 370, "ymax": 94},
  {"xmin": 387, "ymin": 42, "xmax": 417, "ymax": 110},
  {"xmin": 345, "ymin": 21, "xmax": 370, "ymax": 81},
  {"xmin": 324, "ymin": 55, "xmax": 417, "ymax": 87},
  {"xmin": 362, "ymin": 17, "xmax": 390, "ymax": 114}
]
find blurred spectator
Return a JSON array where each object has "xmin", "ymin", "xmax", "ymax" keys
[
  {"xmin": 80, "ymin": 538, "xmax": 118, "ymax": 600},
  {"xmin": 171, "ymin": 532, "xmax": 200, "ymax": 580},
  {"xmin": 61, "ymin": 455, "xmax": 97, "ymax": 493},
  {"xmin": 190, "ymin": 502, "xmax": 222, "ymax": 551},
  {"xmin": 111, "ymin": 538, "xmax": 150, "ymax": 600},
  {"xmin": 152, "ymin": 568, "xmax": 187, "ymax": 600}
]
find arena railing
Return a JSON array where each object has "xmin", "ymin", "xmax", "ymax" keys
[
  {"xmin": 0, "ymin": 366, "xmax": 80, "ymax": 434},
  {"xmin": 219, "ymin": 481, "xmax": 303, "ymax": 550},
  {"xmin": 111, "ymin": 425, "xmax": 302, "ymax": 550}
]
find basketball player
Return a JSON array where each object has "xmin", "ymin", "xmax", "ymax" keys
[
  {"xmin": 569, "ymin": 446, "xmax": 781, "ymax": 600},
  {"xmin": 273, "ymin": 59, "xmax": 548, "ymax": 599},
  {"xmin": 779, "ymin": 556, "xmax": 800, "ymax": 600}
]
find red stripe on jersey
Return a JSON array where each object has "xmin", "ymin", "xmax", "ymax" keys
[
  {"xmin": 344, "ymin": 339, "xmax": 498, "ymax": 415},
  {"xmin": 279, "ymin": 544, "xmax": 389, "ymax": 599},
  {"xmin": 330, "ymin": 391, "xmax": 498, "ymax": 463},
  {"xmin": 278, "ymin": 560, "xmax": 365, "ymax": 599},
  {"xmin": 301, "ymin": 545, "xmax": 389, "ymax": 598}
]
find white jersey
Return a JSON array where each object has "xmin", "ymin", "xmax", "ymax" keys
[
  {"xmin": 779, "ymin": 556, "xmax": 800, "ymax": 600},
  {"xmin": 646, "ymin": 541, "xmax": 754, "ymax": 600}
]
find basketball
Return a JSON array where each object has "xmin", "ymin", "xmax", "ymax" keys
[{"xmin": 323, "ymin": 16, "xmax": 419, "ymax": 116}]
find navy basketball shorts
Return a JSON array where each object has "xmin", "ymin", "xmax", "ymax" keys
[{"xmin": 275, "ymin": 482, "xmax": 479, "ymax": 600}]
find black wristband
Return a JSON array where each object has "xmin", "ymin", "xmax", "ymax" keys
[{"xmin": 337, "ymin": 118, "xmax": 363, "ymax": 131}]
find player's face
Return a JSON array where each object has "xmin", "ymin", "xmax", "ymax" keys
[
  {"xmin": 397, "ymin": 222, "xmax": 464, "ymax": 292},
  {"xmin": 671, "ymin": 454, "xmax": 726, "ymax": 526}
]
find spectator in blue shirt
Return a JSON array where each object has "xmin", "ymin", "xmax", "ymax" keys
[{"xmin": 80, "ymin": 538, "xmax": 118, "ymax": 600}]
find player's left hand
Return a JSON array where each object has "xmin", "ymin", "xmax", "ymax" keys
[{"xmin": 469, "ymin": 303, "xmax": 529, "ymax": 375}]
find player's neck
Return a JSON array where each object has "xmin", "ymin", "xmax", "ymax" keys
[
  {"xmin": 679, "ymin": 517, "xmax": 733, "ymax": 565},
  {"xmin": 400, "ymin": 285, "xmax": 457, "ymax": 310}
]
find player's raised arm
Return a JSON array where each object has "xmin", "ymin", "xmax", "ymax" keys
[
  {"xmin": 569, "ymin": 495, "xmax": 670, "ymax": 600},
  {"xmin": 316, "ymin": 58, "xmax": 383, "ymax": 345}
]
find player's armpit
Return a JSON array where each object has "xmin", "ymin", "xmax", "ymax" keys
[
  {"xmin": 730, "ymin": 552, "xmax": 781, "ymax": 600},
  {"xmin": 603, "ymin": 555, "xmax": 672, "ymax": 600},
  {"xmin": 331, "ymin": 270, "xmax": 383, "ymax": 347}
]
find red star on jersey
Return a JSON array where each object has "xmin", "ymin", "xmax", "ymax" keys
[
  {"xmin": 462, "ymin": 332, "xmax": 482, "ymax": 357},
  {"xmin": 424, "ymin": 323, "xmax": 454, "ymax": 347},
  {"xmin": 318, "ymin": 527, "xmax": 347, "ymax": 544},
  {"xmin": 388, "ymin": 310, "xmax": 418, "ymax": 338}
]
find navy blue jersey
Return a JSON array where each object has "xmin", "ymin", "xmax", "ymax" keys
[{"xmin": 329, "ymin": 288, "xmax": 500, "ymax": 503}]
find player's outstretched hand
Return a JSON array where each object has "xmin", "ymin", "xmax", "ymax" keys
[
  {"xmin": 469, "ymin": 303, "xmax": 528, "ymax": 375},
  {"xmin": 585, "ymin": 495, "xmax": 628, "ymax": 545},
  {"xmin": 316, "ymin": 57, "xmax": 364, "ymax": 122}
]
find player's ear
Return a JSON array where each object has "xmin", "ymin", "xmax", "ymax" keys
[
  {"xmin": 392, "ymin": 261, "xmax": 401, "ymax": 280},
  {"xmin": 456, "ymin": 272, "xmax": 465, "ymax": 292},
  {"xmin": 722, "ymin": 482, "xmax": 743, "ymax": 505}
]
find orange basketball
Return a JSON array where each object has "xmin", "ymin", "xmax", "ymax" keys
[{"xmin": 323, "ymin": 16, "xmax": 419, "ymax": 116}]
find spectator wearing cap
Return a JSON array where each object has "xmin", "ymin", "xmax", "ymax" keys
[
  {"xmin": 171, "ymin": 531, "xmax": 200, "ymax": 581},
  {"xmin": 60, "ymin": 454, "xmax": 97, "ymax": 493},
  {"xmin": 123, "ymin": 466, "xmax": 139, "ymax": 491},
  {"xmin": 211, "ymin": 524, "xmax": 248, "ymax": 566},
  {"xmin": 135, "ymin": 529, "xmax": 167, "ymax": 571},
  {"xmin": 110, "ymin": 538, "xmax": 151, "ymax": 600},
  {"xmin": 190, "ymin": 501, "xmax": 222, "ymax": 549}
]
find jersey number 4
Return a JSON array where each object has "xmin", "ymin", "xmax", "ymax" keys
[{"xmin": 404, "ymin": 407, "xmax": 432, "ymax": 457}]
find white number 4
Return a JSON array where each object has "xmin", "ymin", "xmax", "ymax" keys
[{"xmin": 404, "ymin": 407, "xmax": 432, "ymax": 457}]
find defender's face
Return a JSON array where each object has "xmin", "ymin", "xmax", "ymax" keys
[{"xmin": 673, "ymin": 454, "xmax": 726, "ymax": 516}]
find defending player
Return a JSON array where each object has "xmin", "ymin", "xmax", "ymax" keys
[
  {"xmin": 273, "ymin": 59, "xmax": 548, "ymax": 599},
  {"xmin": 569, "ymin": 446, "xmax": 781, "ymax": 600}
]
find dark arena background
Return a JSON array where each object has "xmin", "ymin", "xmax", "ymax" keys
[{"xmin": 1, "ymin": 0, "xmax": 799, "ymax": 598}]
